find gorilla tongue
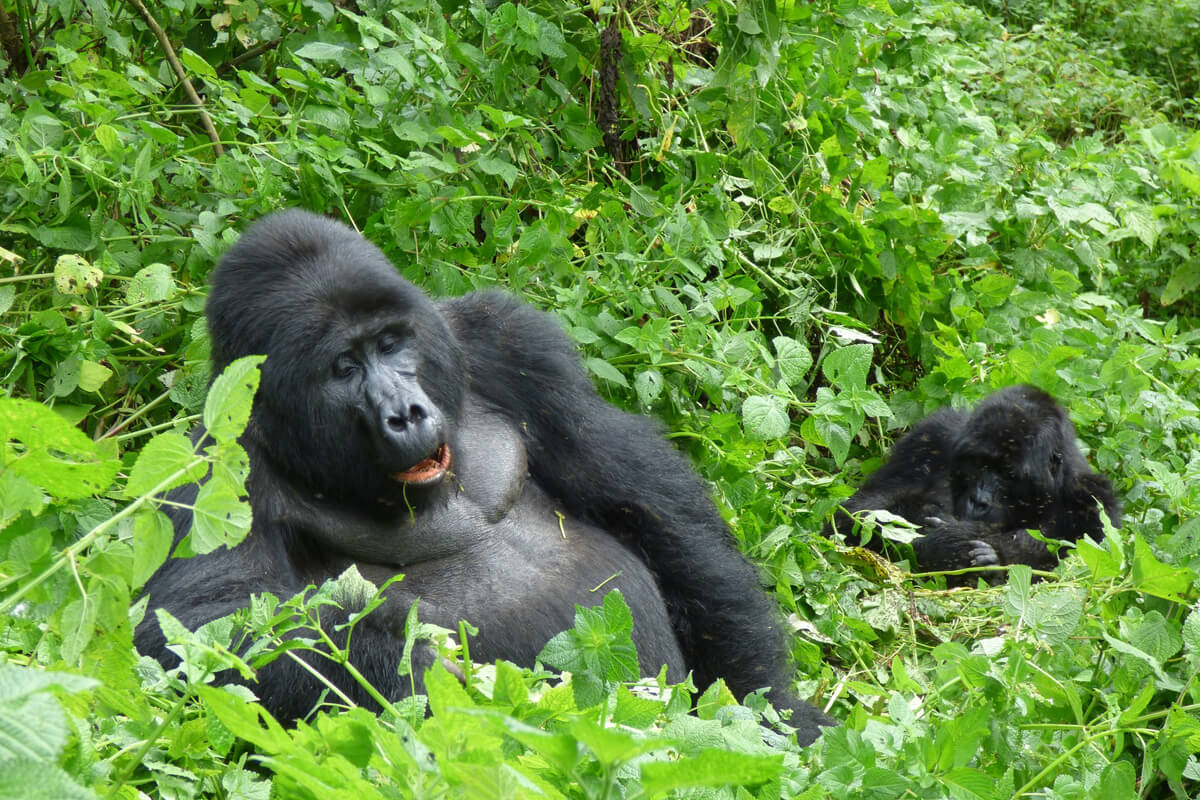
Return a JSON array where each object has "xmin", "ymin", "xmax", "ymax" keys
[{"xmin": 393, "ymin": 443, "xmax": 451, "ymax": 484}]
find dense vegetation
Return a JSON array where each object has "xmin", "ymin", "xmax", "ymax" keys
[{"xmin": 2, "ymin": 0, "xmax": 1199, "ymax": 797}]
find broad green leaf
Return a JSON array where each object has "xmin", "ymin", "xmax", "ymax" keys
[
  {"xmin": 132, "ymin": 508, "xmax": 175, "ymax": 589},
  {"xmin": 822, "ymin": 344, "xmax": 872, "ymax": 390},
  {"xmin": 293, "ymin": 41, "xmax": 348, "ymax": 61},
  {"xmin": 813, "ymin": 417, "xmax": 851, "ymax": 465},
  {"xmin": 204, "ymin": 355, "xmax": 265, "ymax": 442},
  {"xmin": 76, "ymin": 360, "xmax": 112, "ymax": 393},
  {"xmin": 0, "ymin": 397, "xmax": 119, "ymax": 499},
  {"xmin": 60, "ymin": 591, "xmax": 99, "ymax": 664},
  {"xmin": 942, "ymin": 766, "xmax": 1004, "ymax": 800},
  {"xmin": 641, "ymin": 750, "xmax": 783, "ymax": 797},
  {"xmin": 178, "ymin": 47, "xmax": 217, "ymax": 78},
  {"xmin": 772, "ymin": 336, "xmax": 812, "ymax": 385},
  {"xmin": 125, "ymin": 431, "xmax": 204, "ymax": 498},
  {"xmin": 585, "ymin": 357, "xmax": 628, "ymax": 387},
  {"xmin": 0, "ymin": 761, "xmax": 95, "ymax": 800},
  {"xmin": 0, "ymin": 472, "xmax": 43, "ymax": 523},
  {"xmin": 196, "ymin": 686, "xmax": 292, "ymax": 754},
  {"xmin": 742, "ymin": 395, "xmax": 789, "ymax": 439},
  {"xmin": 49, "ymin": 355, "xmax": 81, "ymax": 397},
  {"xmin": 191, "ymin": 482, "xmax": 252, "ymax": 554},
  {"xmin": 1161, "ymin": 262, "xmax": 1200, "ymax": 306},
  {"xmin": 125, "ymin": 262, "xmax": 176, "ymax": 304},
  {"xmin": 634, "ymin": 369, "xmax": 663, "ymax": 405},
  {"xmin": 53, "ymin": 254, "xmax": 102, "ymax": 294},
  {"xmin": 1131, "ymin": 533, "xmax": 1195, "ymax": 601},
  {"xmin": 476, "ymin": 155, "xmax": 519, "ymax": 187}
]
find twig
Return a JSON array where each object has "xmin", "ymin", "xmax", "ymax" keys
[
  {"xmin": 216, "ymin": 36, "xmax": 284, "ymax": 75},
  {"xmin": 127, "ymin": 0, "xmax": 225, "ymax": 156}
]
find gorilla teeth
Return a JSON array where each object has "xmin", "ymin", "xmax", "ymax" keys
[{"xmin": 392, "ymin": 443, "xmax": 452, "ymax": 484}]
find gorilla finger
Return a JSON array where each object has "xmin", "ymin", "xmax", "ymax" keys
[{"xmin": 967, "ymin": 540, "xmax": 999, "ymax": 566}]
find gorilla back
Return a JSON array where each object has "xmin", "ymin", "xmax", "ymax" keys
[{"xmin": 136, "ymin": 209, "xmax": 832, "ymax": 743}]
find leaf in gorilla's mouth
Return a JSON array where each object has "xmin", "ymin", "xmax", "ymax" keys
[{"xmin": 392, "ymin": 443, "xmax": 451, "ymax": 484}]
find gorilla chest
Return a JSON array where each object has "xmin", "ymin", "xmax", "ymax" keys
[{"xmin": 353, "ymin": 483, "xmax": 680, "ymax": 672}]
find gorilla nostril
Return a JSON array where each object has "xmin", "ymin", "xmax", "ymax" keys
[
  {"xmin": 409, "ymin": 404, "xmax": 427, "ymax": 422},
  {"xmin": 387, "ymin": 415, "xmax": 407, "ymax": 431}
]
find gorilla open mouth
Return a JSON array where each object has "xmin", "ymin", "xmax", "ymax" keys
[{"xmin": 392, "ymin": 443, "xmax": 452, "ymax": 485}]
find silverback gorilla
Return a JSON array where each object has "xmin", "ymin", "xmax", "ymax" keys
[
  {"xmin": 135, "ymin": 209, "xmax": 832, "ymax": 744},
  {"xmin": 827, "ymin": 385, "xmax": 1120, "ymax": 575}
]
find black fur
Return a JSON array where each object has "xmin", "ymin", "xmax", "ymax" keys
[
  {"xmin": 135, "ymin": 209, "xmax": 833, "ymax": 744},
  {"xmin": 826, "ymin": 385, "xmax": 1120, "ymax": 574}
]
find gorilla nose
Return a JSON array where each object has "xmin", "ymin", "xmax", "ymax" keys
[{"xmin": 386, "ymin": 404, "xmax": 428, "ymax": 431}]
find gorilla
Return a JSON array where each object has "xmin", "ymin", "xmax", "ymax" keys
[
  {"xmin": 135, "ymin": 209, "xmax": 833, "ymax": 743},
  {"xmin": 826, "ymin": 385, "xmax": 1120, "ymax": 575}
]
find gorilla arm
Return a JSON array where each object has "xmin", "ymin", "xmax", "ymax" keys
[
  {"xmin": 135, "ymin": 463, "xmax": 449, "ymax": 720},
  {"xmin": 439, "ymin": 292, "xmax": 833, "ymax": 739}
]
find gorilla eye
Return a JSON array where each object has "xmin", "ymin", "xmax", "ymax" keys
[
  {"xmin": 332, "ymin": 355, "xmax": 359, "ymax": 379},
  {"xmin": 378, "ymin": 333, "xmax": 401, "ymax": 355}
]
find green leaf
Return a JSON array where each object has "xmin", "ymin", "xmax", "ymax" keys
[
  {"xmin": 772, "ymin": 336, "xmax": 812, "ymax": 385},
  {"xmin": 125, "ymin": 431, "xmax": 204, "ymax": 498},
  {"xmin": 634, "ymin": 369, "xmax": 663, "ymax": 405},
  {"xmin": 476, "ymin": 155, "xmax": 519, "ymax": 188},
  {"xmin": 1097, "ymin": 762, "xmax": 1136, "ymax": 800},
  {"xmin": 52, "ymin": 254, "xmax": 102, "ymax": 295},
  {"xmin": 204, "ymin": 356, "xmax": 265, "ymax": 442},
  {"xmin": 0, "ymin": 397, "xmax": 119, "ymax": 499},
  {"xmin": 584, "ymin": 357, "xmax": 629, "ymax": 388},
  {"xmin": 125, "ymin": 262, "xmax": 176, "ymax": 304},
  {"xmin": 76, "ymin": 360, "xmax": 112, "ymax": 393},
  {"xmin": 195, "ymin": 686, "xmax": 292, "ymax": 754},
  {"xmin": 1183, "ymin": 603, "xmax": 1200, "ymax": 660},
  {"xmin": 641, "ymin": 750, "xmax": 783, "ymax": 797},
  {"xmin": 813, "ymin": 417, "xmax": 851, "ymax": 465},
  {"xmin": 132, "ymin": 508, "xmax": 175, "ymax": 589},
  {"xmin": 178, "ymin": 47, "xmax": 217, "ymax": 79},
  {"xmin": 191, "ymin": 481, "xmax": 252, "ymax": 554},
  {"xmin": 570, "ymin": 718, "xmax": 654, "ymax": 764},
  {"xmin": 50, "ymin": 355, "xmax": 81, "ymax": 397},
  {"xmin": 822, "ymin": 344, "xmax": 872, "ymax": 390},
  {"xmin": 742, "ymin": 395, "xmax": 789, "ymax": 439},
  {"xmin": 0, "ymin": 665, "xmax": 97, "ymax": 777},
  {"xmin": 0, "ymin": 761, "xmax": 95, "ymax": 800},
  {"xmin": 0, "ymin": 472, "xmax": 44, "ymax": 523},
  {"xmin": 1131, "ymin": 532, "xmax": 1195, "ymax": 601},
  {"xmin": 1161, "ymin": 262, "xmax": 1200, "ymax": 306},
  {"xmin": 942, "ymin": 766, "xmax": 1004, "ymax": 800},
  {"xmin": 293, "ymin": 41, "xmax": 349, "ymax": 62},
  {"xmin": 1124, "ymin": 610, "xmax": 1182, "ymax": 663}
]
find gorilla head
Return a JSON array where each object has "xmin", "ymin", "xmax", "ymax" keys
[
  {"xmin": 206, "ymin": 210, "xmax": 466, "ymax": 508},
  {"xmin": 949, "ymin": 385, "xmax": 1079, "ymax": 529}
]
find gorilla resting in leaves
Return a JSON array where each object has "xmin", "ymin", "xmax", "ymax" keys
[
  {"xmin": 826, "ymin": 385, "xmax": 1120, "ymax": 575},
  {"xmin": 135, "ymin": 209, "xmax": 833, "ymax": 744}
]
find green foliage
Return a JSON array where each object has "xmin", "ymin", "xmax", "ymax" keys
[
  {"xmin": 967, "ymin": 0, "xmax": 1200, "ymax": 108},
  {"xmin": 1, "ymin": 0, "xmax": 1199, "ymax": 796}
]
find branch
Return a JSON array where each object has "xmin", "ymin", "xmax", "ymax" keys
[
  {"xmin": 0, "ymin": 1, "xmax": 29, "ymax": 74},
  {"xmin": 127, "ymin": 0, "xmax": 225, "ymax": 157}
]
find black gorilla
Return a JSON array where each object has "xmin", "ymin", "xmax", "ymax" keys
[
  {"xmin": 135, "ymin": 209, "xmax": 832, "ymax": 743},
  {"xmin": 827, "ymin": 385, "xmax": 1120, "ymax": 574}
]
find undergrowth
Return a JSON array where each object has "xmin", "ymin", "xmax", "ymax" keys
[{"xmin": 1, "ymin": 0, "xmax": 1199, "ymax": 797}]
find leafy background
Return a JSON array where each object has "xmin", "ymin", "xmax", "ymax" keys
[{"xmin": 2, "ymin": 0, "xmax": 1200, "ymax": 797}]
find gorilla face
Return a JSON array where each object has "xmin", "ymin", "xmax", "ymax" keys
[
  {"xmin": 205, "ymin": 210, "xmax": 465, "ymax": 506},
  {"xmin": 949, "ymin": 385, "xmax": 1077, "ymax": 531},
  {"xmin": 323, "ymin": 321, "xmax": 452, "ymax": 484}
]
